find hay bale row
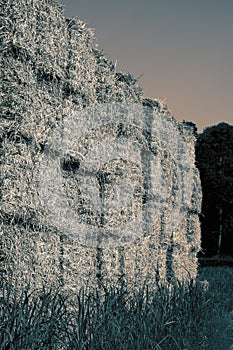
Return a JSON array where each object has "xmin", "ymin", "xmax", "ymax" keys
[{"xmin": 0, "ymin": 0, "xmax": 202, "ymax": 296}]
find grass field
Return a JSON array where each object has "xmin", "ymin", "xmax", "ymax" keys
[{"xmin": 1, "ymin": 266, "xmax": 233, "ymax": 350}]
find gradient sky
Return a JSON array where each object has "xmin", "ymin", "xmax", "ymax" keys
[{"xmin": 61, "ymin": 0, "xmax": 233, "ymax": 132}]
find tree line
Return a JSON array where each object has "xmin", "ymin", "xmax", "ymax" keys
[{"xmin": 195, "ymin": 122, "xmax": 233, "ymax": 258}]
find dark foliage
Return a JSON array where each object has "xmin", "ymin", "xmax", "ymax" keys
[{"xmin": 196, "ymin": 122, "xmax": 233, "ymax": 257}]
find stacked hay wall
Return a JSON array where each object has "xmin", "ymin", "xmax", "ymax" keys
[{"xmin": 0, "ymin": 0, "xmax": 202, "ymax": 295}]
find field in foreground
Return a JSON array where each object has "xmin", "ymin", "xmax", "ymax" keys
[{"xmin": 0, "ymin": 266, "xmax": 233, "ymax": 350}]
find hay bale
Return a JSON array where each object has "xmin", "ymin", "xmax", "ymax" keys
[{"xmin": 0, "ymin": 0, "xmax": 202, "ymax": 296}]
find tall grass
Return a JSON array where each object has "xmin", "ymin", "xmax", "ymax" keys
[{"xmin": 1, "ymin": 267, "xmax": 233, "ymax": 350}]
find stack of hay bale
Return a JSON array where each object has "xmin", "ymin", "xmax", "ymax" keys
[{"xmin": 0, "ymin": 0, "xmax": 202, "ymax": 296}]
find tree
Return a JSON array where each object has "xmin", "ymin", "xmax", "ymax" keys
[{"xmin": 196, "ymin": 122, "xmax": 233, "ymax": 257}]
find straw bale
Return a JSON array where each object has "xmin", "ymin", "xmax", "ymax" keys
[
  {"xmin": 1, "ymin": 0, "xmax": 68, "ymax": 80},
  {"xmin": 0, "ymin": 0, "xmax": 202, "ymax": 297},
  {"xmin": 93, "ymin": 48, "xmax": 143, "ymax": 104},
  {"xmin": 64, "ymin": 18, "xmax": 97, "ymax": 108}
]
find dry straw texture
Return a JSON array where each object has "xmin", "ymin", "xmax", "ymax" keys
[{"xmin": 0, "ymin": 0, "xmax": 202, "ymax": 297}]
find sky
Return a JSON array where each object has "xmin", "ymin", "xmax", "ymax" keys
[{"xmin": 61, "ymin": 0, "xmax": 233, "ymax": 132}]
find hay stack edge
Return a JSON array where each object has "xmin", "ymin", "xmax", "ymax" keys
[{"xmin": 0, "ymin": 0, "xmax": 202, "ymax": 296}]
